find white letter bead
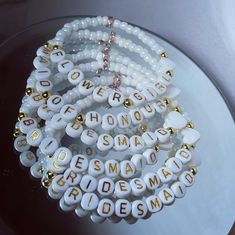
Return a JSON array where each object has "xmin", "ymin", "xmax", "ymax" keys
[
  {"xmin": 175, "ymin": 148, "xmax": 192, "ymax": 164},
  {"xmin": 129, "ymin": 91, "xmax": 145, "ymax": 106},
  {"xmin": 131, "ymin": 200, "xmax": 148, "ymax": 218},
  {"xmin": 39, "ymin": 137, "xmax": 58, "ymax": 155},
  {"xmin": 114, "ymin": 134, "xmax": 129, "ymax": 151},
  {"xmin": 38, "ymin": 104, "xmax": 54, "ymax": 120},
  {"xmin": 143, "ymin": 149, "xmax": 158, "ymax": 165},
  {"xmin": 142, "ymin": 132, "xmax": 158, "ymax": 147},
  {"xmin": 81, "ymin": 129, "xmax": 98, "ymax": 145},
  {"xmin": 165, "ymin": 157, "xmax": 183, "ymax": 173},
  {"xmin": 64, "ymin": 168, "xmax": 82, "ymax": 186},
  {"xmin": 33, "ymin": 56, "xmax": 50, "ymax": 69},
  {"xmin": 19, "ymin": 151, "xmax": 36, "ymax": 167},
  {"xmin": 97, "ymin": 199, "xmax": 115, "ymax": 217},
  {"xmin": 66, "ymin": 121, "xmax": 83, "ymax": 138},
  {"xmin": 78, "ymin": 80, "xmax": 95, "ymax": 95},
  {"xmin": 51, "ymin": 114, "xmax": 67, "ymax": 130},
  {"xmin": 51, "ymin": 175, "xmax": 69, "ymax": 193},
  {"xmin": 129, "ymin": 135, "xmax": 145, "ymax": 152},
  {"xmin": 47, "ymin": 95, "xmax": 64, "ymax": 112},
  {"xmin": 120, "ymin": 160, "xmax": 136, "ymax": 178},
  {"xmin": 58, "ymin": 59, "xmax": 74, "ymax": 74},
  {"xmin": 164, "ymin": 111, "xmax": 187, "ymax": 129},
  {"xmin": 140, "ymin": 103, "xmax": 155, "ymax": 118},
  {"xmin": 75, "ymin": 205, "xmax": 89, "ymax": 217},
  {"xmin": 85, "ymin": 111, "xmax": 101, "ymax": 128},
  {"xmin": 131, "ymin": 154, "xmax": 146, "ymax": 171},
  {"xmin": 105, "ymin": 160, "xmax": 120, "ymax": 178},
  {"xmin": 129, "ymin": 109, "xmax": 144, "ymax": 125},
  {"xmin": 102, "ymin": 113, "xmax": 117, "ymax": 131},
  {"xmin": 108, "ymin": 91, "xmax": 125, "ymax": 107},
  {"xmin": 157, "ymin": 167, "xmax": 174, "ymax": 183},
  {"xmin": 26, "ymin": 128, "xmax": 43, "ymax": 146},
  {"xmin": 68, "ymin": 68, "xmax": 84, "ymax": 85},
  {"xmin": 115, "ymin": 199, "xmax": 131, "ymax": 218},
  {"xmin": 181, "ymin": 128, "xmax": 200, "ymax": 145},
  {"xmin": 115, "ymin": 180, "xmax": 131, "ymax": 198},
  {"xmin": 155, "ymin": 128, "xmax": 170, "ymax": 143},
  {"xmin": 153, "ymin": 99, "xmax": 167, "ymax": 113},
  {"xmin": 117, "ymin": 112, "xmax": 131, "ymax": 128},
  {"xmin": 35, "ymin": 67, "xmax": 51, "ymax": 80},
  {"xmin": 93, "ymin": 86, "xmax": 109, "ymax": 103},
  {"xmin": 80, "ymin": 175, "xmax": 98, "ymax": 192},
  {"xmin": 64, "ymin": 186, "xmax": 82, "ymax": 205},
  {"xmin": 97, "ymin": 134, "xmax": 114, "ymax": 151},
  {"xmin": 59, "ymin": 197, "xmax": 75, "ymax": 211},
  {"xmin": 129, "ymin": 178, "xmax": 146, "ymax": 196},
  {"xmin": 146, "ymin": 195, "xmax": 162, "ymax": 213},
  {"xmin": 170, "ymin": 181, "xmax": 186, "ymax": 198},
  {"xmin": 81, "ymin": 192, "xmax": 99, "ymax": 211},
  {"xmin": 36, "ymin": 79, "xmax": 53, "ymax": 92},
  {"xmin": 143, "ymin": 172, "xmax": 161, "ymax": 190},
  {"xmin": 153, "ymin": 82, "xmax": 167, "ymax": 95},
  {"xmin": 179, "ymin": 171, "xmax": 194, "ymax": 187},
  {"xmin": 50, "ymin": 49, "xmax": 65, "ymax": 63},
  {"xmin": 141, "ymin": 87, "xmax": 157, "ymax": 101},
  {"xmin": 60, "ymin": 104, "xmax": 77, "ymax": 122},
  {"xmin": 70, "ymin": 154, "xmax": 88, "ymax": 173},
  {"xmin": 19, "ymin": 117, "xmax": 37, "ymax": 134},
  {"xmin": 53, "ymin": 147, "xmax": 72, "ymax": 166},
  {"xmin": 97, "ymin": 178, "xmax": 115, "ymax": 196},
  {"xmin": 88, "ymin": 159, "xmax": 105, "ymax": 177},
  {"xmin": 30, "ymin": 162, "xmax": 43, "ymax": 178},
  {"xmin": 158, "ymin": 187, "xmax": 175, "ymax": 205},
  {"xmin": 90, "ymin": 212, "xmax": 106, "ymax": 224}
]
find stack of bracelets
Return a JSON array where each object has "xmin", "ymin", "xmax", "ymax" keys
[{"xmin": 13, "ymin": 16, "xmax": 201, "ymax": 224}]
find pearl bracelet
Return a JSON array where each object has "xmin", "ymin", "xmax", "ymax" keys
[{"xmin": 13, "ymin": 16, "xmax": 201, "ymax": 224}]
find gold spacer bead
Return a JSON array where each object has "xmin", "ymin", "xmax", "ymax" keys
[
  {"xmin": 167, "ymin": 127, "xmax": 176, "ymax": 135},
  {"xmin": 189, "ymin": 166, "xmax": 197, "ymax": 175},
  {"xmin": 41, "ymin": 178, "xmax": 51, "ymax": 188},
  {"xmin": 43, "ymin": 42, "xmax": 53, "ymax": 50},
  {"xmin": 25, "ymin": 87, "xmax": 34, "ymax": 96},
  {"xmin": 53, "ymin": 45, "xmax": 61, "ymax": 50},
  {"xmin": 48, "ymin": 154, "xmax": 53, "ymax": 158},
  {"xmin": 164, "ymin": 97, "xmax": 171, "ymax": 106},
  {"xmin": 75, "ymin": 113, "xmax": 86, "ymax": 123},
  {"xmin": 186, "ymin": 122, "xmax": 194, "ymax": 129},
  {"xmin": 38, "ymin": 166, "xmax": 44, "ymax": 174},
  {"xmin": 123, "ymin": 98, "xmax": 133, "ymax": 108},
  {"xmin": 166, "ymin": 70, "xmax": 173, "ymax": 77},
  {"xmin": 154, "ymin": 144, "xmax": 160, "ymax": 152},
  {"xmin": 160, "ymin": 52, "xmax": 168, "ymax": 58},
  {"xmin": 13, "ymin": 128, "xmax": 21, "ymax": 138},
  {"xmin": 181, "ymin": 143, "xmax": 190, "ymax": 150},
  {"xmin": 18, "ymin": 112, "xmax": 26, "ymax": 121},
  {"xmin": 140, "ymin": 124, "xmax": 148, "ymax": 132},
  {"xmin": 41, "ymin": 91, "xmax": 50, "ymax": 99},
  {"xmin": 46, "ymin": 171, "xmax": 56, "ymax": 180},
  {"xmin": 173, "ymin": 106, "xmax": 181, "ymax": 112}
]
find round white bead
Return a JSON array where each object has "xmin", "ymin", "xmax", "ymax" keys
[
  {"xmin": 97, "ymin": 177, "xmax": 115, "ymax": 196},
  {"xmin": 64, "ymin": 186, "xmax": 82, "ymax": 205},
  {"xmin": 80, "ymin": 129, "xmax": 98, "ymax": 145},
  {"xmin": 131, "ymin": 200, "xmax": 148, "ymax": 218},
  {"xmin": 81, "ymin": 192, "xmax": 99, "ymax": 211},
  {"xmin": 97, "ymin": 199, "xmax": 115, "ymax": 217},
  {"xmin": 170, "ymin": 181, "xmax": 187, "ymax": 198},
  {"xmin": 19, "ymin": 117, "xmax": 37, "ymax": 134},
  {"xmin": 19, "ymin": 151, "xmax": 36, "ymax": 167},
  {"xmin": 102, "ymin": 113, "xmax": 117, "ymax": 131},
  {"xmin": 155, "ymin": 128, "xmax": 170, "ymax": 143},
  {"xmin": 70, "ymin": 154, "xmax": 89, "ymax": 173},
  {"xmin": 143, "ymin": 172, "xmax": 161, "ymax": 190},
  {"xmin": 97, "ymin": 134, "xmax": 114, "ymax": 151},
  {"xmin": 105, "ymin": 160, "xmax": 120, "ymax": 178},
  {"xmin": 114, "ymin": 134, "xmax": 129, "ymax": 151},
  {"xmin": 88, "ymin": 159, "xmax": 105, "ymax": 177},
  {"xmin": 39, "ymin": 137, "xmax": 58, "ymax": 155},
  {"xmin": 68, "ymin": 68, "xmax": 84, "ymax": 85},
  {"xmin": 47, "ymin": 95, "xmax": 64, "ymax": 112},
  {"xmin": 120, "ymin": 160, "xmax": 136, "ymax": 178},
  {"xmin": 50, "ymin": 49, "xmax": 65, "ymax": 63},
  {"xmin": 115, "ymin": 180, "xmax": 131, "ymax": 198},
  {"xmin": 58, "ymin": 59, "xmax": 74, "ymax": 74},
  {"xmin": 158, "ymin": 187, "xmax": 175, "ymax": 205},
  {"xmin": 80, "ymin": 174, "xmax": 98, "ymax": 193},
  {"xmin": 108, "ymin": 90, "xmax": 125, "ymax": 107},
  {"xmin": 66, "ymin": 121, "xmax": 83, "ymax": 138},
  {"xmin": 26, "ymin": 128, "xmax": 43, "ymax": 146},
  {"xmin": 131, "ymin": 154, "xmax": 146, "ymax": 171},
  {"xmin": 93, "ymin": 86, "xmax": 109, "ymax": 103},
  {"xmin": 146, "ymin": 195, "xmax": 162, "ymax": 213},
  {"xmin": 60, "ymin": 104, "xmax": 77, "ymax": 122},
  {"xmin": 165, "ymin": 157, "xmax": 183, "ymax": 173},
  {"xmin": 53, "ymin": 147, "xmax": 72, "ymax": 166},
  {"xmin": 143, "ymin": 149, "xmax": 158, "ymax": 165},
  {"xmin": 179, "ymin": 171, "xmax": 194, "ymax": 187},
  {"xmin": 85, "ymin": 111, "xmax": 101, "ymax": 128},
  {"xmin": 129, "ymin": 135, "xmax": 145, "ymax": 152},
  {"xmin": 129, "ymin": 178, "xmax": 146, "ymax": 196},
  {"xmin": 115, "ymin": 199, "xmax": 131, "ymax": 218},
  {"xmin": 175, "ymin": 148, "xmax": 192, "ymax": 164}
]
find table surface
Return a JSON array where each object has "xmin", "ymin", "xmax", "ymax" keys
[{"xmin": 0, "ymin": 1, "xmax": 235, "ymax": 235}]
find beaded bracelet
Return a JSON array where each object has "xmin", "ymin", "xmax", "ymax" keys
[{"xmin": 13, "ymin": 16, "xmax": 201, "ymax": 224}]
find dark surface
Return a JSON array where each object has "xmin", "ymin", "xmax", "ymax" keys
[{"xmin": 0, "ymin": 16, "xmax": 235, "ymax": 235}]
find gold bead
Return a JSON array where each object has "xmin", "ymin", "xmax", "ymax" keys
[
  {"xmin": 46, "ymin": 171, "xmax": 56, "ymax": 180},
  {"xmin": 154, "ymin": 144, "xmax": 160, "ymax": 152},
  {"xmin": 41, "ymin": 178, "xmax": 51, "ymax": 188},
  {"xmin": 164, "ymin": 97, "xmax": 171, "ymax": 106},
  {"xmin": 173, "ymin": 106, "xmax": 181, "ymax": 112},
  {"xmin": 38, "ymin": 166, "xmax": 44, "ymax": 174},
  {"xmin": 43, "ymin": 42, "xmax": 53, "ymax": 50},
  {"xmin": 181, "ymin": 143, "xmax": 190, "ymax": 150},
  {"xmin": 25, "ymin": 87, "xmax": 34, "ymax": 96},
  {"xmin": 189, "ymin": 166, "xmax": 197, "ymax": 175},
  {"xmin": 48, "ymin": 154, "xmax": 53, "ymax": 158},
  {"xmin": 167, "ymin": 127, "xmax": 176, "ymax": 135},
  {"xmin": 140, "ymin": 124, "xmax": 148, "ymax": 132},
  {"xmin": 41, "ymin": 91, "xmax": 50, "ymax": 99},
  {"xmin": 75, "ymin": 113, "xmax": 85, "ymax": 123},
  {"xmin": 123, "ymin": 98, "xmax": 133, "ymax": 108},
  {"xmin": 18, "ymin": 112, "xmax": 26, "ymax": 121},
  {"xmin": 186, "ymin": 122, "xmax": 194, "ymax": 128},
  {"xmin": 166, "ymin": 70, "xmax": 173, "ymax": 77},
  {"xmin": 53, "ymin": 45, "xmax": 61, "ymax": 50},
  {"xmin": 160, "ymin": 52, "xmax": 168, "ymax": 58},
  {"xmin": 13, "ymin": 128, "xmax": 21, "ymax": 138}
]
